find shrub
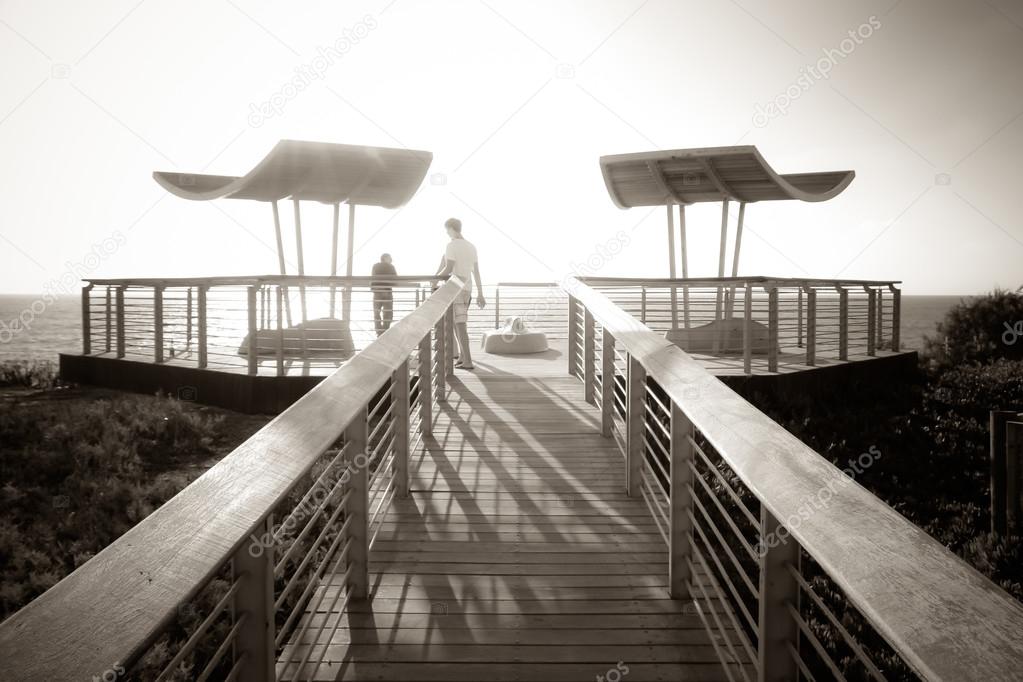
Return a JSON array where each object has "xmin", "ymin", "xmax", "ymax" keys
[
  {"xmin": 960, "ymin": 533, "xmax": 1023, "ymax": 602},
  {"xmin": 0, "ymin": 361, "xmax": 59, "ymax": 389},
  {"xmin": 922, "ymin": 289, "xmax": 1023, "ymax": 370},
  {"xmin": 0, "ymin": 392, "xmax": 227, "ymax": 619}
]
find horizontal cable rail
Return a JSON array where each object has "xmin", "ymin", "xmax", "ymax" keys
[
  {"xmin": 0, "ymin": 278, "xmax": 464, "ymax": 682},
  {"xmin": 79, "ymin": 274, "xmax": 443, "ymax": 376},
  {"xmin": 469, "ymin": 281, "xmax": 568, "ymax": 341},
  {"xmin": 577, "ymin": 275, "xmax": 902, "ymax": 373},
  {"xmin": 565, "ymin": 276, "xmax": 1023, "ymax": 681}
]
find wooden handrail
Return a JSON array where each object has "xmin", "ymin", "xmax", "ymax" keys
[
  {"xmin": 0, "ymin": 277, "xmax": 466, "ymax": 681},
  {"xmin": 564, "ymin": 276, "xmax": 1023, "ymax": 680},
  {"xmin": 579, "ymin": 275, "xmax": 902, "ymax": 287},
  {"xmin": 84, "ymin": 274, "xmax": 444, "ymax": 287}
]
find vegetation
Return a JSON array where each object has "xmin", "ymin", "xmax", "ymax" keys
[
  {"xmin": 0, "ymin": 360, "xmax": 59, "ymax": 389},
  {"xmin": 0, "ymin": 389, "xmax": 267, "ymax": 620},
  {"xmin": 921, "ymin": 287, "xmax": 1023, "ymax": 371},
  {"xmin": 731, "ymin": 290, "xmax": 1023, "ymax": 679}
]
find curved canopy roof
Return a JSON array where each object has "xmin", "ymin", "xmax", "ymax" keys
[
  {"xmin": 153, "ymin": 140, "xmax": 433, "ymax": 208},
  {"xmin": 600, "ymin": 145, "xmax": 854, "ymax": 208}
]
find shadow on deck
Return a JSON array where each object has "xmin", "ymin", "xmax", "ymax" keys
[{"xmin": 277, "ymin": 349, "xmax": 743, "ymax": 681}]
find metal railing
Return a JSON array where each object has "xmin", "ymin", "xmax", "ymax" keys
[
  {"xmin": 566, "ymin": 276, "xmax": 1023, "ymax": 681},
  {"xmin": 80, "ymin": 275, "xmax": 437, "ymax": 376},
  {"xmin": 477, "ymin": 281, "xmax": 567, "ymax": 340},
  {"xmin": 580, "ymin": 276, "xmax": 902, "ymax": 374},
  {"xmin": 1, "ymin": 278, "xmax": 463, "ymax": 682}
]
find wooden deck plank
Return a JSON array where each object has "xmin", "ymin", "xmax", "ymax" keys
[{"xmin": 281, "ymin": 352, "xmax": 728, "ymax": 681}]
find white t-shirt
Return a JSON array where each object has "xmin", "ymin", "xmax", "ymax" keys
[{"xmin": 445, "ymin": 238, "xmax": 477, "ymax": 293}]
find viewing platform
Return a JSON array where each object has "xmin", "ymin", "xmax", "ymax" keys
[
  {"xmin": 61, "ymin": 275, "xmax": 914, "ymax": 413},
  {"xmin": 7, "ymin": 277, "xmax": 1023, "ymax": 681}
]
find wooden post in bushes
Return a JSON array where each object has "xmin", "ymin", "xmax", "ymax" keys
[
  {"xmin": 991, "ymin": 410, "xmax": 1022, "ymax": 536},
  {"xmin": 1007, "ymin": 419, "xmax": 1023, "ymax": 535}
]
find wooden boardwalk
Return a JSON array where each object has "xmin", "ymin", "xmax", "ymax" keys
[{"xmin": 280, "ymin": 349, "xmax": 731, "ymax": 681}]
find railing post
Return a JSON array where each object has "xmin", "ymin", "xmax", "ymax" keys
[
  {"xmin": 115, "ymin": 287, "xmax": 125, "ymax": 358},
  {"xmin": 640, "ymin": 285, "xmax": 647, "ymax": 324},
  {"xmin": 186, "ymin": 287, "xmax": 193, "ymax": 350},
  {"xmin": 601, "ymin": 330, "xmax": 615, "ymax": 437},
  {"xmin": 154, "ymin": 285, "xmax": 164, "ymax": 363},
  {"xmin": 1007, "ymin": 418, "xmax": 1023, "ymax": 536},
  {"xmin": 393, "ymin": 360, "xmax": 410, "ymax": 498},
  {"xmin": 81, "ymin": 284, "xmax": 93, "ymax": 355},
  {"xmin": 247, "ymin": 285, "xmax": 258, "ymax": 376},
  {"xmin": 197, "ymin": 285, "xmax": 208, "ymax": 369},
  {"xmin": 625, "ymin": 355, "xmax": 645, "ymax": 497},
  {"xmin": 583, "ymin": 309, "xmax": 596, "ymax": 405},
  {"xmin": 991, "ymin": 410, "xmax": 1016, "ymax": 536},
  {"xmin": 567, "ymin": 296, "xmax": 580, "ymax": 377},
  {"xmin": 494, "ymin": 286, "xmax": 500, "ymax": 328},
  {"xmin": 669, "ymin": 402, "xmax": 694, "ymax": 599},
  {"xmin": 104, "ymin": 286, "xmax": 112, "ymax": 353},
  {"xmin": 796, "ymin": 287, "xmax": 804, "ymax": 348},
  {"xmin": 345, "ymin": 408, "xmax": 370, "ymax": 600},
  {"xmin": 804, "ymin": 286, "xmax": 816, "ymax": 366},
  {"xmin": 435, "ymin": 315, "xmax": 447, "ymax": 402},
  {"xmin": 232, "ymin": 517, "xmax": 275, "ymax": 682},
  {"xmin": 889, "ymin": 284, "xmax": 901, "ymax": 351},
  {"xmin": 767, "ymin": 286, "xmax": 778, "ymax": 373},
  {"xmin": 682, "ymin": 283, "xmax": 691, "ymax": 329},
  {"xmin": 419, "ymin": 333, "xmax": 433, "ymax": 436},
  {"xmin": 743, "ymin": 282, "xmax": 753, "ymax": 375},
  {"xmin": 865, "ymin": 286, "xmax": 877, "ymax": 357},
  {"xmin": 445, "ymin": 305, "xmax": 455, "ymax": 377},
  {"xmin": 275, "ymin": 286, "xmax": 285, "ymax": 377},
  {"xmin": 758, "ymin": 509, "xmax": 800, "ymax": 682},
  {"xmin": 838, "ymin": 286, "xmax": 849, "ymax": 361},
  {"xmin": 876, "ymin": 286, "xmax": 885, "ymax": 350}
]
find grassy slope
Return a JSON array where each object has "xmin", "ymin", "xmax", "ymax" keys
[{"xmin": 0, "ymin": 367, "xmax": 270, "ymax": 620}]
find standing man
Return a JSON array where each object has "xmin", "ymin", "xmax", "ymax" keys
[
  {"xmin": 435, "ymin": 217, "xmax": 485, "ymax": 369},
  {"xmin": 371, "ymin": 253, "xmax": 396, "ymax": 336}
]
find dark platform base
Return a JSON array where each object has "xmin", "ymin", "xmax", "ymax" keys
[
  {"xmin": 60, "ymin": 348, "xmax": 920, "ymax": 415},
  {"xmin": 59, "ymin": 354, "xmax": 325, "ymax": 414},
  {"xmin": 720, "ymin": 350, "xmax": 920, "ymax": 399}
]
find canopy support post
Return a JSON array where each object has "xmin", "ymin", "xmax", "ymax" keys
[
  {"xmin": 342, "ymin": 203, "xmax": 356, "ymax": 322},
  {"xmin": 726, "ymin": 201, "xmax": 746, "ymax": 319},
  {"xmin": 679, "ymin": 204, "xmax": 690, "ymax": 329},
  {"xmin": 293, "ymin": 199, "xmax": 307, "ymax": 323},
  {"xmin": 272, "ymin": 200, "xmax": 293, "ymax": 327},
  {"xmin": 329, "ymin": 202, "xmax": 340, "ymax": 318},
  {"xmin": 666, "ymin": 204, "xmax": 678, "ymax": 330},
  {"xmin": 714, "ymin": 200, "xmax": 729, "ymax": 353}
]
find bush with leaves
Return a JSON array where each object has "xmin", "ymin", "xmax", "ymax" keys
[
  {"xmin": 922, "ymin": 288, "xmax": 1023, "ymax": 370},
  {"xmin": 0, "ymin": 393, "xmax": 225, "ymax": 619}
]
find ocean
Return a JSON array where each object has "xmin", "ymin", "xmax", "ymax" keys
[{"xmin": 0, "ymin": 292, "xmax": 969, "ymax": 365}]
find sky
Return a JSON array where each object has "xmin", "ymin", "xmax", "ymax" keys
[{"xmin": 0, "ymin": 0, "xmax": 1021, "ymax": 295}]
